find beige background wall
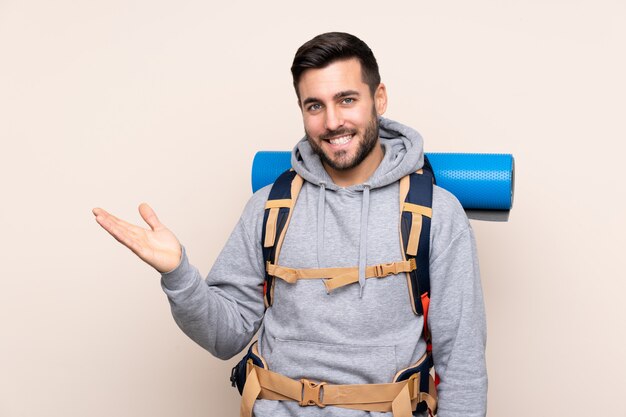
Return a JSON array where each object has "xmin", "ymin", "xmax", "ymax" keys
[{"xmin": 1, "ymin": 0, "xmax": 625, "ymax": 416}]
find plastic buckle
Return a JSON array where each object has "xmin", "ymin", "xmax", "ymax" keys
[
  {"xmin": 374, "ymin": 264, "xmax": 384, "ymax": 277},
  {"xmin": 299, "ymin": 379, "xmax": 326, "ymax": 407},
  {"xmin": 374, "ymin": 263, "xmax": 391, "ymax": 277},
  {"xmin": 382, "ymin": 263, "xmax": 399, "ymax": 277}
]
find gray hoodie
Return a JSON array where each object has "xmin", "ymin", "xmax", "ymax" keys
[{"xmin": 161, "ymin": 117, "xmax": 487, "ymax": 417}]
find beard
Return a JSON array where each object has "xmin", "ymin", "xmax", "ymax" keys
[{"xmin": 306, "ymin": 109, "xmax": 380, "ymax": 172}]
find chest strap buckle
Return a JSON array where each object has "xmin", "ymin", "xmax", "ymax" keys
[{"xmin": 299, "ymin": 379, "xmax": 326, "ymax": 407}]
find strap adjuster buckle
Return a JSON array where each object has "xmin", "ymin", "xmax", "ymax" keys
[
  {"xmin": 375, "ymin": 263, "xmax": 397, "ymax": 277},
  {"xmin": 299, "ymin": 379, "xmax": 326, "ymax": 407}
]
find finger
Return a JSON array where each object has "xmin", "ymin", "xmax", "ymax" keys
[
  {"xmin": 95, "ymin": 215, "xmax": 153, "ymax": 263},
  {"xmin": 138, "ymin": 203, "xmax": 164, "ymax": 231},
  {"xmin": 94, "ymin": 207, "xmax": 142, "ymax": 231},
  {"xmin": 94, "ymin": 210, "xmax": 148, "ymax": 248},
  {"xmin": 94, "ymin": 212, "xmax": 143, "ymax": 253},
  {"xmin": 92, "ymin": 207, "xmax": 107, "ymax": 217}
]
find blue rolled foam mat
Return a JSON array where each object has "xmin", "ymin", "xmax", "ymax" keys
[
  {"xmin": 426, "ymin": 153, "xmax": 514, "ymax": 210},
  {"xmin": 252, "ymin": 151, "xmax": 514, "ymax": 210},
  {"xmin": 251, "ymin": 151, "xmax": 293, "ymax": 193}
]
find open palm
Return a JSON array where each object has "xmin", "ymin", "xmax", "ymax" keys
[{"xmin": 93, "ymin": 203, "xmax": 182, "ymax": 273}]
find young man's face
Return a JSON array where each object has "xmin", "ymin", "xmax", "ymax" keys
[{"xmin": 297, "ymin": 58, "xmax": 387, "ymax": 172}]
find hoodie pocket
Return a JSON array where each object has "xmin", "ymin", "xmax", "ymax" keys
[{"xmin": 268, "ymin": 337, "xmax": 397, "ymax": 385}]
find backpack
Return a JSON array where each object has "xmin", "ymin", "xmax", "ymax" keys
[{"xmin": 231, "ymin": 158, "xmax": 438, "ymax": 417}]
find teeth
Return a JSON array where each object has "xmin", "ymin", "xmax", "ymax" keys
[{"xmin": 329, "ymin": 135, "xmax": 352, "ymax": 145}]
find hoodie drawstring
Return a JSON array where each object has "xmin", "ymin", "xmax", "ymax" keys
[
  {"xmin": 317, "ymin": 182, "xmax": 371, "ymax": 297},
  {"xmin": 358, "ymin": 184, "xmax": 371, "ymax": 297},
  {"xmin": 317, "ymin": 182, "xmax": 327, "ymax": 268}
]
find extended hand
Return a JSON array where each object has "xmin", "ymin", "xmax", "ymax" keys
[{"xmin": 92, "ymin": 203, "xmax": 182, "ymax": 273}]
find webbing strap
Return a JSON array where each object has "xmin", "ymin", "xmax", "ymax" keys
[
  {"xmin": 266, "ymin": 259, "xmax": 417, "ymax": 292},
  {"xmin": 240, "ymin": 364, "xmax": 436, "ymax": 417},
  {"xmin": 398, "ymin": 176, "xmax": 419, "ymax": 315},
  {"xmin": 240, "ymin": 367, "xmax": 261, "ymax": 417},
  {"xmin": 265, "ymin": 199, "xmax": 293, "ymax": 209},
  {"xmin": 263, "ymin": 208, "xmax": 279, "ymax": 248},
  {"xmin": 402, "ymin": 202, "xmax": 433, "ymax": 218},
  {"xmin": 407, "ymin": 211, "xmax": 422, "ymax": 257}
]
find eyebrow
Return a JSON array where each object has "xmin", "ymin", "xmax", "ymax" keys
[{"xmin": 302, "ymin": 90, "xmax": 361, "ymax": 107}]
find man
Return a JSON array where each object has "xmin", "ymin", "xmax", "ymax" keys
[{"xmin": 93, "ymin": 32, "xmax": 487, "ymax": 417}]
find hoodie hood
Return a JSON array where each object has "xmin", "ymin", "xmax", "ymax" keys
[
  {"xmin": 291, "ymin": 117, "xmax": 425, "ymax": 190},
  {"xmin": 288, "ymin": 117, "xmax": 426, "ymax": 295}
]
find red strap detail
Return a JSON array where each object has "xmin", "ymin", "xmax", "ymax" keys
[
  {"xmin": 423, "ymin": 293, "xmax": 438, "ymax": 388},
  {"xmin": 263, "ymin": 281, "xmax": 267, "ymax": 295},
  {"xmin": 421, "ymin": 292, "xmax": 430, "ymax": 340}
]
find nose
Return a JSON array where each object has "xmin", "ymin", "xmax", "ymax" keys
[{"xmin": 324, "ymin": 106, "xmax": 344, "ymax": 131}]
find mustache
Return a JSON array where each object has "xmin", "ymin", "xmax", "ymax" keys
[{"xmin": 319, "ymin": 128, "xmax": 357, "ymax": 141}]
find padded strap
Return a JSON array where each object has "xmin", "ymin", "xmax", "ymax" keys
[
  {"xmin": 266, "ymin": 259, "xmax": 416, "ymax": 292},
  {"xmin": 263, "ymin": 208, "xmax": 279, "ymax": 248},
  {"xmin": 398, "ymin": 171, "xmax": 433, "ymax": 317},
  {"xmin": 274, "ymin": 174, "xmax": 303, "ymax": 257},
  {"xmin": 262, "ymin": 171, "xmax": 303, "ymax": 307},
  {"xmin": 398, "ymin": 175, "xmax": 419, "ymax": 315}
]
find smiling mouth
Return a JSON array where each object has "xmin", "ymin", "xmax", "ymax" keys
[{"xmin": 327, "ymin": 134, "xmax": 354, "ymax": 145}]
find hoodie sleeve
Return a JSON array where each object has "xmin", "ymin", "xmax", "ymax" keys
[
  {"xmin": 428, "ymin": 187, "xmax": 488, "ymax": 417},
  {"xmin": 159, "ymin": 188, "xmax": 269, "ymax": 360}
]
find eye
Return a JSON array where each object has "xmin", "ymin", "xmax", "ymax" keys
[
  {"xmin": 307, "ymin": 103, "xmax": 322, "ymax": 112},
  {"xmin": 341, "ymin": 97, "xmax": 355, "ymax": 105}
]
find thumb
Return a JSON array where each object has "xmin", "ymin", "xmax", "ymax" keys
[{"xmin": 138, "ymin": 203, "xmax": 164, "ymax": 231}]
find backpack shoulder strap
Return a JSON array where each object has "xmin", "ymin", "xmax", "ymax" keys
[
  {"xmin": 261, "ymin": 169, "xmax": 303, "ymax": 307},
  {"xmin": 399, "ymin": 158, "xmax": 435, "ymax": 325}
]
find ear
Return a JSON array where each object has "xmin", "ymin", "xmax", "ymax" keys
[{"xmin": 374, "ymin": 83, "xmax": 388, "ymax": 115}]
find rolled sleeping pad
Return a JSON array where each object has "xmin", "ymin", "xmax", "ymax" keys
[{"xmin": 252, "ymin": 151, "xmax": 515, "ymax": 221}]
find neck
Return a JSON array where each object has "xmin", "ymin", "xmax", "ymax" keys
[{"xmin": 324, "ymin": 141, "xmax": 384, "ymax": 187}]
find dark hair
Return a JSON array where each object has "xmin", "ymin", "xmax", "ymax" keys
[{"xmin": 291, "ymin": 32, "xmax": 381, "ymax": 99}]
